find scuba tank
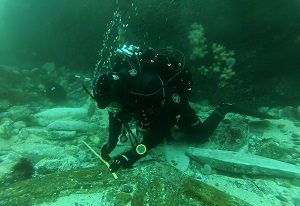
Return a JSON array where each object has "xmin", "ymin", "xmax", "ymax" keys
[{"xmin": 114, "ymin": 44, "xmax": 192, "ymax": 97}]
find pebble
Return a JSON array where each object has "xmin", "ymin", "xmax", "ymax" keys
[
  {"xmin": 201, "ymin": 164, "xmax": 212, "ymax": 175},
  {"xmin": 120, "ymin": 184, "xmax": 134, "ymax": 193}
]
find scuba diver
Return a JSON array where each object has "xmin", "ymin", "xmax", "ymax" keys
[{"xmin": 90, "ymin": 45, "xmax": 242, "ymax": 172}]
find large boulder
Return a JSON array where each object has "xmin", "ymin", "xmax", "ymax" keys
[
  {"xmin": 34, "ymin": 107, "xmax": 89, "ymax": 126},
  {"xmin": 35, "ymin": 156, "xmax": 80, "ymax": 174},
  {"xmin": 5, "ymin": 106, "xmax": 32, "ymax": 121},
  {"xmin": 0, "ymin": 152, "xmax": 23, "ymax": 180},
  {"xmin": 0, "ymin": 120, "xmax": 13, "ymax": 140},
  {"xmin": 47, "ymin": 120, "xmax": 97, "ymax": 132},
  {"xmin": 18, "ymin": 127, "xmax": 77, "ymax": 140},
  {"xmin": 11, "ymin": 143, "xmax": 67, "ymax": 162},
  {"xmin": 33, "ymin": 107, "xmax": 98, "ymax": 133}
]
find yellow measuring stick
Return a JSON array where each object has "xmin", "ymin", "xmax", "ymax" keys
[{"xmin": 83, "ymin": 141, "xmax": 118, "ymax": 179}]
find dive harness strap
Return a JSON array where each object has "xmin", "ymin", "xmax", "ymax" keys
[
  {"xmin": 122, "ymin": 122, "xmax": 147, "ymax": 156},
  {"xmin": 82, "ymin": 83, "xmax": 95, "ymax": 99}
]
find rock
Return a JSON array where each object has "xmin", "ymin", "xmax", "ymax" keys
[
  {"xmin": 35, "ymin": 156, "xmax": 80, "ymax": 174},
  {"xmin": 6, "ymin": 106, "xmax": 32, "ymax": 121},
  {"xmin": 34, "ymin": 107, "xmax": 89, "ymax": 126},
  {"xmin": 0, "ymin": 162, "xmax": 251, "ymax": 206},
  {"xmin": 292, "ymin": 130, "xmax": 300, "ymax": 139},
  {"xmin": 0, "ymin": 66, "xmax": 38, "ymax": 104},
  {"xmin": 186, "ymin": 148, "xmax": 300, "ymax": 179},
  {"xmin": 0, "ymin": 120, "xmax": 13, "ymax": 139},
  {"xmin": 42, "ymin": 62, "xmax": 56, "ymax": 72},
  {"xmin": 201, "ymin": 164, "xmax": 213, "ymax": 175},
  {"xmin": 248, "ymin": 119, "xmax": 271, "ymax": 135},
  {"xmin": 259, "ymin": 107, "xmax": 281, "ymax": 119},
  {"xmin": 11, "ymin": 143, "xmax": 66, "ymax": 162},
  {"xmin": 13, "ymin": 121, "xmax": 26, "ymax": 130},
  {"xmin": 18, "ymin": 127, "xmax": 50, "ymax": 139},
  {"xmin": 281, "ymin": 106, "xmax": 299, "ymax": 120},
  {"xmin": 248, "ymin": 135, "xmax": 262, "ymax": 153},
  {"xmin": 88, "ymin": 134, "xmax": 101, "ymax": 145},
  {"xmin": 47, "ymin": 120, "xmax": 97, "ymax": 132},
  {"xmin": 255, "ymin": 140, "xmax": 293, "ymax": 163},
  {"xmin": 248, "ymin": 119, "xmax": 271, "ymax": 128},
  {"xmin": 18, "ymin": 127, "xmax": 77, "ymax": 140},
  {"xmin": 48, "ymin": 130, "xmax": 77, "ymax": 140},
  {"xmin": 294, "ymin": 121, "xmax": 300, "ymax": 127},
  {"xmin": 214, "ymin": 122, "xmax": 248, "ymax": 151},
  {"xmin": 0, "ymin": 153, "xmax": 22, "ymax": 180},
  {"xmin": 163, "ymin": 143, "xmax": 190, "ymax": 172},
  {"xmin": 0, "ymin": 99, "xmax": 10, "ymax": 111}
]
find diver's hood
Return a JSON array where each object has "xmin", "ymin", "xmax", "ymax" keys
[{"xmin": 93, "ymin": 72, "xmax": 121, "ymax": 109}]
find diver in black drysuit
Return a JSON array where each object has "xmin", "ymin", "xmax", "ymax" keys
[{"xmin": 92, "ymin": 46, "xmax": 235, "ymax": 172}]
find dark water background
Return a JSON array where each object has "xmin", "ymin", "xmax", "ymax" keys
[{"xmin": 0, "ymin": 0, "xmax": 300, "ymax": 107}]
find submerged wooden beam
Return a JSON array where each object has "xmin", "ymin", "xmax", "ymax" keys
[
  {"xmin": 186, "ymin": 148, "xmax": 300, "ymax": 179},
  {"xmin": 0, "ymin": 162, "xmax": 251, "ymax": 206}
]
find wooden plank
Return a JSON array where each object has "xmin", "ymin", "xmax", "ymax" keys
[{"xmin": 186, "ymin": 148, "xmax": 300, "ymax": 179}]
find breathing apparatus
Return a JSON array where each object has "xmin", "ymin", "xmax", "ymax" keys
[
  {"xmin": 115, "ymin": 44, "xmax": 143, "ymax": 75},
  {"xmin": 116, "ymin": 44, "xmax": 141, "ymax": 58},
  {"xmin": 114, "ymin": 44, "xmax": 187, "ymax": 98}
]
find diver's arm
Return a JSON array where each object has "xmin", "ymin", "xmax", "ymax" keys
[
  {"xmin": 114, "ymin": 75, "xmax": 167, "ymax": 165},
  {"xmin": 100, "ymin": 112, "xmax": 122, "ymax": 160},
  {"xmin": 109, "ymin": 118, "xmax": 166, "ymax": 172}
]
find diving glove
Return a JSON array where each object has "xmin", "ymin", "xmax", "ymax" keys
[
  {"xmin": 109, "ymin": 154, "xmax": 133, "ymax": 172},
  {"xmin": 100, "ymin": 144, "xmax": 111, "ymax": 162}
]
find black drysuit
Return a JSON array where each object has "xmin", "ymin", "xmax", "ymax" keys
[{"xmin": 101, "ymin": 62, "xmax": 226, "ymax": 166}]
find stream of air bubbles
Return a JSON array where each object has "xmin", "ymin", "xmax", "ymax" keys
[{"xmin": 93, "ymin": 0, "xmax": 138, "ymax": 85}]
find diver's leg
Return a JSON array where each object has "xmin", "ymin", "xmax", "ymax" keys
[
  {"xmin": 141, "ymin": 114, "xmax": 174, "ymax": 149},
  {"xmin": 177, "ymin": 102, "xmax": 226, "ymax": 143}
]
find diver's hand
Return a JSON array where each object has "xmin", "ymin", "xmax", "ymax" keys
[
  {"xmin": 100, "ymin": 144, "xmax": 111, "ymax": 162},
  {"xmin": 109, "ymin": 154, "xmax": 133, "ymax": 172}
]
